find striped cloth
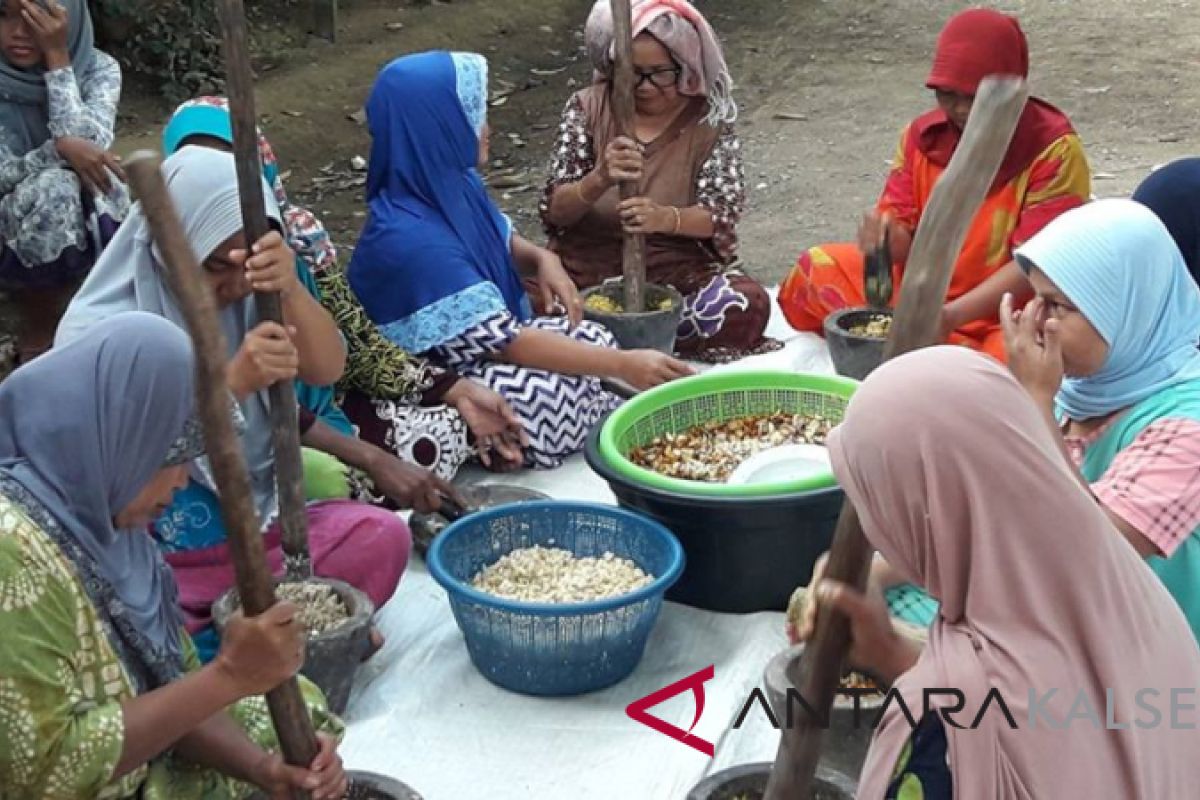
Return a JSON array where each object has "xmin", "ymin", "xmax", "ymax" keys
[{"xmin": 433, "ymin": 313, "xmax": 621, "ymax": 469}]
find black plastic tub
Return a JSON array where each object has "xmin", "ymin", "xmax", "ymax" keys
[
  {"xmin": 585, "ymin": 428, "xmax": 844, "ymax": 613},
  {"xmin": 824, "ymin": 306, "xmax": 891, "ymax": 381}
]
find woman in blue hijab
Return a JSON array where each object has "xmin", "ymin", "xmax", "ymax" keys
[
  {"xmin": 1132, "ymin": 157, "xmax": 1200, "ymax": 286},
  {"xmin": 0, "ymin": 312, "xmax": 346, "ymax": 799},
  {"xmin": 349, "ymin": 51, "xmax": 693, "ymax": 469}
]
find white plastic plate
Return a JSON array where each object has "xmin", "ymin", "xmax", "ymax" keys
[{"xmin": 726, "ymin": 443, "xmax": 833, "ymax": 486}]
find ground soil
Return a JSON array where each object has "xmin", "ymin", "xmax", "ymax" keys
[
  {"xmin": 113, "ymin": 0, "xmax": 1200, "ymax": 287},
  {"xmin": 3, "ymin": 0, "xmax": 1193, "ymax": 363}
]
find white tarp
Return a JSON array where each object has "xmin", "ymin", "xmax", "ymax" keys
[{"xmin": 339, "ymin": 290, "xmax": 840, "ymax": 799}]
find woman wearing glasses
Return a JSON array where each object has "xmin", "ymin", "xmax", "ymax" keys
[{"xmin": 540, "ymin": 0, "xmax": 773, "ymax": 362}]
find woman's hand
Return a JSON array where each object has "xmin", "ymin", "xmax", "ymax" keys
[
  {"xmin": 856, "ymin": 209, "xmax": 891, "ymax": 254},
  {"xmin": 938, "ymin": 303, "xmax": 961, "ymax": 343},
  {"xmin": 1000, "ymin": 293, "xmax": 1064, "ymax": 408},
  {"xmin": 21, "ymin": 0, "xmax": 69, "ymax": 69},
  {"xmin": 253, "ymin": 733, "xmax": 348, "ymax": 800},
  {"xmin": 232, "ymin": 231, "xmax": 301, "ymax": 298},
  {"xmin": 213, "ymin": 602, "xmax": 305, "ymax": 698},
  {"xmin": 597, "ymin": 136, "xmax": 643, "ymax": 187},
  {"xmin": 790, "ymin": 552, "xmax": 900, "ymax": 643},
  {"xmin": 55, "ymin": 137, "xmax": 124, "ymax": 195},
  {"xmin": 444, "ymin": 379, "xmax": 528, "ymax": 468},
  {"xmin": 618, "ymin": 197, "xmax": 676, "ymax": 235},
  {"xmin": 365, "ymin": 450, "xmax": 464, "ymax": 513},
  {"xmin": 617, "ymin": 350, "xmax": 694, "ymax": 391},
  {"xmin": 535, "ymin": 252, "xmax": 583, "ymax": 328},
  {"xmin": 791, "ymin": 555, "xmax": 917, "ymax": 685},
  {"xmin": 228, "ymin": 321, "xmax": 299, "ymax": 398}
]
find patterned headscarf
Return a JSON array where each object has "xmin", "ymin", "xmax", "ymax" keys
[
  {"xmin": 162, "ymin": 96, "xmax": 338, "ymax": 276},
  {"xmin": 585, "ymin": 0, "xmax": 736, "ymax": 125}
]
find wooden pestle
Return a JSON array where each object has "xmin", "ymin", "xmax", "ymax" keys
[
  {"xmin": 125, "ymin": 153, "xmax": 319, "ymax": 798},
  {"xmin": 217, "ymin": 0, "xmax": 313, "ymax": 583},
  {"xmin": 610, "ymin": 0, "xmax": 647, "ymax": 314},
  {"xmin": 762, "ymin": 75, "xmax": 1029, "ymax": 799}
]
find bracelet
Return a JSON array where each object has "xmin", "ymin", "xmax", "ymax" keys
[
  {"xmin": 670, "ymin": 206, "xmax": 682, "ymax": 235},
  {"xmin": 574, "ymin": 178, "xmax": 599, "ymax": 206}
]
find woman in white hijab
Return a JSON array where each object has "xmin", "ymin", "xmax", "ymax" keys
[{"xmin": 57, "ymin": 145, "xmax": 412, "ymax": 663}]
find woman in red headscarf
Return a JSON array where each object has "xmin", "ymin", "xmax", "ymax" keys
[{"xmin": 778, "ymin": 8, "xmax": 1091, "ymax": 362}]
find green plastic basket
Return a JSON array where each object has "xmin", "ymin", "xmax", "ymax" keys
[{"xmin": 597, "ymin": 370, "xmax": 860, "ymax": 498}]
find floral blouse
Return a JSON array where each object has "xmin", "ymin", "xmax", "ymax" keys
[
  {"xmin": 312, "ymin": 264, "xmax": 443, "ymax": 404},
  {"xmin": 886, "ymin": 714, "xmax": 953, "ymax": 799},
  {"xmin": 0, "ymin": 51, "xmax": 124, "ymax": 196},
  {"xmin": 538, "ymin": 92, "xmax": 746, "ymax": 263}
]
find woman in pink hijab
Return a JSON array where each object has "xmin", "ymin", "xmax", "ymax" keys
[{"xmin": 798, "ymin": 346, "xmax": 1200, "ymax": 799}]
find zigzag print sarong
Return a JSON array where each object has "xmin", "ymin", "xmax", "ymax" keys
[{"xmin": 443, "ymin": 316, "xmax": 621, "ymax": 469}]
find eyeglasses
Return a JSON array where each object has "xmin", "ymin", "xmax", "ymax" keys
[{"xmin": 634, "ymin": 66, "xmax": 681, "ymax": 90}]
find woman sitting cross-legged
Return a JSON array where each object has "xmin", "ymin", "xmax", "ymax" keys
[
  {"xmin": 778, "ymin": 7, "xmax": 1090, "ymax": 363},
  {"xmin": 163, "ymin": 96, "xmax": 527, "ymax": 479},
  {"xmin": 540, "ymin": 0, "xmax": 775, "ymax": 362},
  {"xmin": 833, "ymin": 200, "xmax": 1200, "ymax": 644},
  {"xmin": 349, "ymin": 51, "xmax": 692, "ymax": 469}
]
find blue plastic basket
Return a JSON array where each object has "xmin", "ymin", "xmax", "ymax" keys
[{"xmin": 427, "ymin": 501, "xmax": 685, "ymax": 696}]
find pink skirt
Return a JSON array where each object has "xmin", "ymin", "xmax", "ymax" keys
[{"xmin": 164, "ymin": 499, "xmax": 411, "ymax": 633}]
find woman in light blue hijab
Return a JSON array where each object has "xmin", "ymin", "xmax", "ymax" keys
[
  {"xmin": 1003, "ymin": 198, "xmax": 1200, "ymax": 641},
  {"xmin": 860, "ymin": 199, "xmax": 1200, "ymax": 641},
  {"xmin": 56, "ymin": 145, "xmax": 412, "ymax": 664}
]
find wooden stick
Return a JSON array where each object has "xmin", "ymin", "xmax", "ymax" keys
[
  {"xmin": 763, "ymin": 76, "xmax": 1029, "ymax": 800},
  {"xmin": 217, "ymin": 0, "xmax": 313, "ymax": 581},
  {"xmin": 610, "ymin": 0, "xmax": 646, "ymax": 314},
  {"xmin": 126, "ymin": 153, "xmax": 320, "ymax": 795},
  {"xmin": 310, "ymin": 0, "xmax": 337, "ymax": 42}
]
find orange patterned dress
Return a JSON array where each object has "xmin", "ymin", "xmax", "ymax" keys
[{"xmin": 779, "ymin": 116, "xmax": 1090, "ymax": 362}]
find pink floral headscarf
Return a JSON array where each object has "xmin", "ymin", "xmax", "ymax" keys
[
  {"xmin": 163, "ymin": 96, "xmax": 339, "ymax": 276},
  {"xmin": 584, "ymin": 0, "xmax": 736, "ymax": 125}
]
